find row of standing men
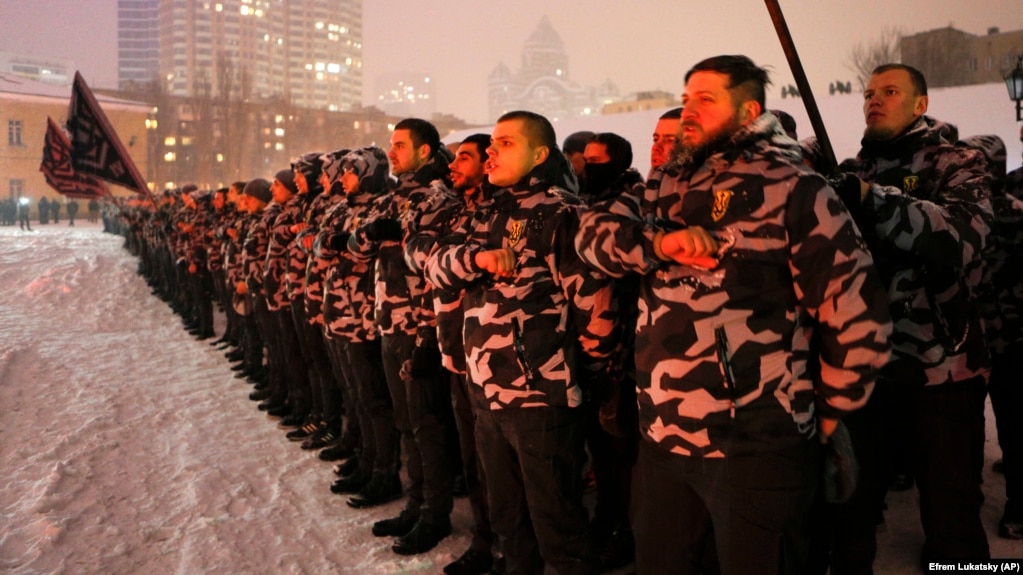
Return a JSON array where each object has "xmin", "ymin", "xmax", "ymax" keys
[{"xmin": 117, "ymin": 55, "xmax": 1023, "ymax": 575}]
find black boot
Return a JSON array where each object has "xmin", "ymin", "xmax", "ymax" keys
[
  {"xmin": 347, "ymin": 473, "xmax": 403, "ymax": 509},
  {"xmin": 330, "ymin": 469, "xmax": 371, "ymax": 494},
  {"xmin": 392, "ymin": 517, "xmax": 452, "ymax": 555},
  {"xmin": 371, "ymin": 506, "xmax": 419, "ymax": 537}
]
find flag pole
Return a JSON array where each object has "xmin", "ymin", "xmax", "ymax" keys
[{"xmin": 764, "ymin": 0, "xmax": 838, "ymax": 173}]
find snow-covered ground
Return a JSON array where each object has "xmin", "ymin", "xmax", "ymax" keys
[{"xmin": 1, "ymin": 222, "xmax": 1020, "ymax": 574}]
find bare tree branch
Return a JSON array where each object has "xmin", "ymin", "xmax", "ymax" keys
[{"xmin": 846, "ymin": 27, "xmax": 903, "ymax": 90}]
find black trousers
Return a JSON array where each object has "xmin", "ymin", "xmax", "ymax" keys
[
  {"xmin": 381, "ymin": 332, "xmax": 453, "ymax": 524},
  {"xmin": 474, "ymin": 402, "xmax": 597, "ymax": 575},
  {"xmin": 631, "ymin": 427, "xmax": 819, "ymax": 575},
  {"xmin": 990, "ymin": 348, "xmax": 1023, "ymax": 518},
  {"xmin": 451, "ymin": 371, "xmax": 495, "ymax": 552},
  {"xmin": 290, "ymin": 297, "xmax": 337, "ymax": 423},
  {"xmin": 912, "ymin": 377, "xmax": 989, "ymax": 560},
  {"xmin": 272, "ymin": 306, "xmax": 310, "ymax": 415},
  {"xmin": 340, "ymin": 338, "xmax": 398, "ymax": 475}
]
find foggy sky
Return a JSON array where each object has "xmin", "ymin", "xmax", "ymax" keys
[{"xmin": 1, "ymin": 0, "xmax": 1022, "ymax": 124}]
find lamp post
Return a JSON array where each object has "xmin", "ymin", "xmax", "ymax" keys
[{"xmin": 1006, "ymin": 55, "xmax": 1023, "ymax": 122}]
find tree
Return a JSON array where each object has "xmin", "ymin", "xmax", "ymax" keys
[{"xmin": 846, "ymin": 27, "xmax": 902, "ymax": 90}]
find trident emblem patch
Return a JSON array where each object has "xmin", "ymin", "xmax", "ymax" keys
[
  {"xmin": 508, "ymin": 220, "xmax": 525, "ymax": 247},
  {"xmin": 712, "ymin": 190, "xmax": 734, "ymax": 222},
  {"xmin": 903, "ymin": 176, "xmax": 919, "ymax": 193}
]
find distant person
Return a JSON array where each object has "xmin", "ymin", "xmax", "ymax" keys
[
  {"xmin": 88, "ymin": 198, "xmax": 100, "ymax": 222},
  {"xmin": 649, "ymin": 107, "xmax": 681, "ymax": 175},
  {"xmin": 38, "ymin": 196, "xmax": 49, "ymax": 224},
  {"xmin": 18, "ymin": 198, "xmax": 32, "ymax": 231},
  {"xmin": 50, "ymin": 200, "xmax": 61, "ymax": 224},
  {"xmin": 66, "ymin": 199, "xmax": 79, "ymax": 226}
]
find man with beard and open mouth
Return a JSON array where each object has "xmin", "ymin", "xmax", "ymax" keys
[{"xmin": 575, "ymin": 55, "xmax": 892, "ymax": 575}]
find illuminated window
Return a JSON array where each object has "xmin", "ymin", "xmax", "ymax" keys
[
  {"xmin": 164, "ymin": 152, "xmax": 176, "ymax": 162},
  {"xmin": 164, "ymin": 136, "xmax": 176, "ymax": 146}
]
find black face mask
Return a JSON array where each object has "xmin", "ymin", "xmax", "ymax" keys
[{"xmin": 583, "ymin": 162, "xmax": 620, "ymax": 196}]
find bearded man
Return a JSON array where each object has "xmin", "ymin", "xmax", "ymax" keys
[{"xmin": 574, "ymin": 54, "xmax": 892, "ymax": 575}]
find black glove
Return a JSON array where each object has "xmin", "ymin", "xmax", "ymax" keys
[
  {"xmin": 826, "ymin": 173, "xmax": 864, "ymax": 210},
  {"xmin": 408, "ymin": 335, "xmax": 441, "ymax": 379},
  {"xmin": 822, "ymin": 419, "xmax": 858, "ymax": 503},
  {"xmin": 363, "ymin": 218, "xmax": 402, "ymax": 242}
]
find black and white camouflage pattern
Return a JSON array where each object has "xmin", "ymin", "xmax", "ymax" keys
[
  {"xmin": 841, "ymin": 116, "xmax": 994, "ymax": 386},
  {"xmin": 425, "ymin": 156, "xmax": 619, "ymax": 410},
  {"xmin": 575, "ymin": 113, "xmax": 891, "ymax": 457},
  {"xmin": 348, "ymin": 156, "xmax": 449, "ymax": 337},
  {"xmin": 263, "ymin": 195, "xmax": 305, "ymax": 311}
]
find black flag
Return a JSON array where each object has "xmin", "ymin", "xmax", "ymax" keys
[
  {"xmin": 40, "ymin": 117, "xmax": 110, "ymax": 200},
  {"xmin": 67, "ymin": 72, "xmax": 149, "ymax": 196}
]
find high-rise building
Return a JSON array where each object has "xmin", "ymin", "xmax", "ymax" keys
[
  {"xmin": 118, "ymin": 0, "xmax": 161, "ymax": 89},
  {"xmin": 373, "ymin": 72, "xmax": 436, "ymax": 118},
  {"xmin": 119, "ymin": 0, "xmax": 362, "ymax": 111}
]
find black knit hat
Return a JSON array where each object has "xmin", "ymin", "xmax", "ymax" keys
[
  {"xmin": 242, "ymin": 178, "xmax": 272, "ymax": 204},
  {"xmin": 274, "ymin": 169, "xmax": 299, "ymax": 196}
]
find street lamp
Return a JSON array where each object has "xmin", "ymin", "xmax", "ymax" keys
[{"xmin": 1006, "ymin": 55, "xmax": 1023, "ymax": 122}]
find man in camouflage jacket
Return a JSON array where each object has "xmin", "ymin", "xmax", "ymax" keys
[
  {"xmin": 425, "ymin": 111, "xmax": 618, "ymax": 575},
  {"xmin": 575, "ymin": 56, "xmax": 891, "ymax": 575},
  {"xmin": 263, "ymin": 170, "xmax": 311, "ymax": 424},
  {"xmin": 405, "ymin": 133, "xmax": 500, "ymax": 574},
  {"xmin": 962, "ymin": 133, "xmax": 1023, "ymax": 542},
  {"xmin": 348, "ymin": 119, "xmax": 456, "ymax": 554},
  {"xmin": 318, "ymin": 147, "xmax": 401, "ymax": 502},
  {"xmin": 831, "ymin": 64, "xmax": 995, "ymax": 566}
]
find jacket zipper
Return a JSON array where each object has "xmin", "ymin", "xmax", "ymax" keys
[{"xmin": 714, "ymin": 325, "xmax": 737, "ymax": 417}]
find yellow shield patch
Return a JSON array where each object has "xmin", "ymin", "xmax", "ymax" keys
[
  {"xmin": 712, "ymin": 190, "xmax": 734, "ymax": 222},
  {"xmin": 508, "ymin": 220, "xmax": 525, "ymax": 247},
  {"xmin": 903, "ymin": 176, "xmax": 919, "ymax": 193}
]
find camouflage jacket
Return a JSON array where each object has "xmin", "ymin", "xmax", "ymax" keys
[
  {"xmin": 960, "ymin": 135, "xmax": 1023, "ymax": 355},
  {"xmin": 264, "ymin": 195, "xmax": 305, "ymax": 311},
  {"xmin": 325, "ymin": 190, "xmax": 389, "ymax": 341},
  {"xmin": 303, "ymin": 192, "xmax": 346, "ymax": 327},
  {"xmin": 575, "ymin": 113, "xmax": 891, "ymax": 457},
  {"xmin": 841, "ymin": 116, "xmax": 994, "ymax": 385},
  {"xmin": 241, "ymin": 203, "xmax": 279, "ymax": 297},
  {"xmin": 182, "ymin": 207, "xmax": 213, "ymax": 269},
  {"xmin": 424, "ymin": 160, "xmax": 619, "ymax": 410},
  {"xmin": 348, "ymin": 157, "xmax": 448, "ymax": 337},
  {"xmin": 283, "ymin": 192, "xmax": 328, "ymax": 302},
  {"xmin": 407, "ymin": 184, "xmax": 488, "ymax": 374},
  {"xmin": 206, "ymin": 207, "xmax": 232, "ymax": 273},
  {"xmin": 223, "ymin": 209, "xmax": 248, "ymax": 314}
]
